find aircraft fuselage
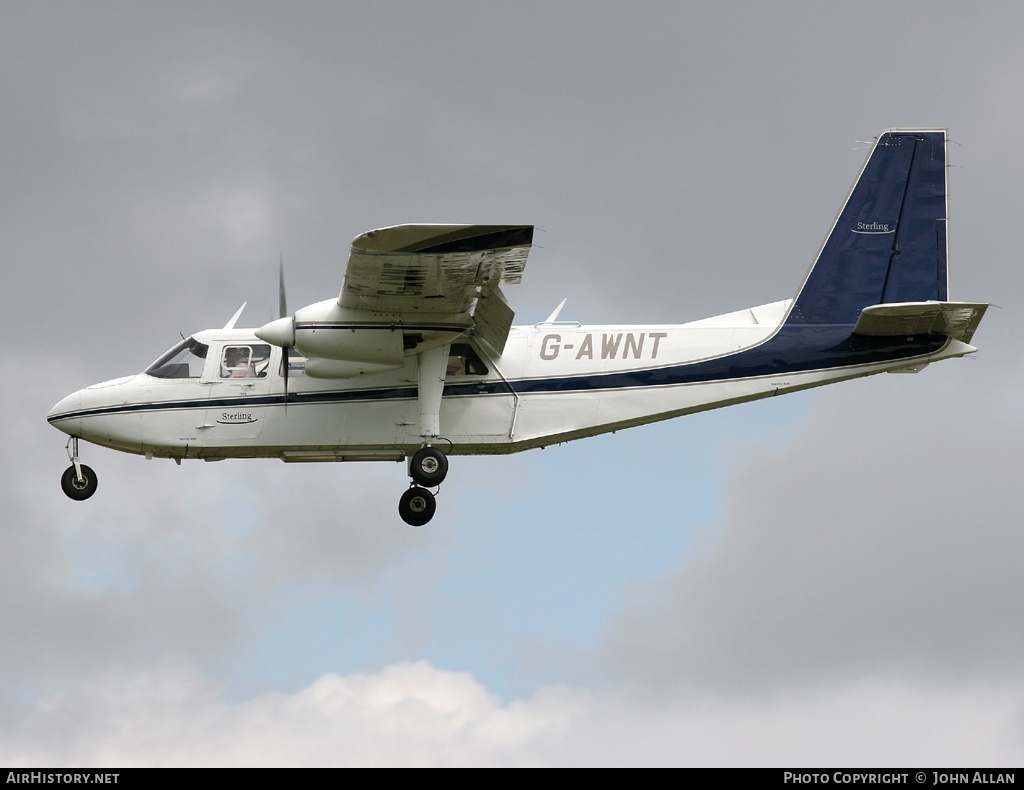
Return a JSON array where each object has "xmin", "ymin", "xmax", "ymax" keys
[{"xmin": 47, "ymin": 297, "xmax": 973, "ymax": 466}]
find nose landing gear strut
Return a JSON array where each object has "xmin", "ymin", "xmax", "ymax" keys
[{"xmin": 61, "ymin": 437, "xmax": 98, "ymax": 501}]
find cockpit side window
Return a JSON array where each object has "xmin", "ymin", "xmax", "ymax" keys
[
  {"xmin": 145, "ymin": 338, "xmax": 210, "ymax": 379},
  {"xmin": 220, "ymin": 344, "xmax": 272, "ymax": 378}
]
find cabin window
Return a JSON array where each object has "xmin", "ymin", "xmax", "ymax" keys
[
  {"xmin": 145, "ymin": 337, "xmax": 210, "ymax": 379},
  {"xmin": 220, "ymin": 344, "xmax": 272, "ymax": 378},
  {"xmin": 447, "ymin": 343, "xmax": 488, "ymax": 376},
  {"xmin": 281, "ymin": 347, "xmax": 307, "ymax": 378}
]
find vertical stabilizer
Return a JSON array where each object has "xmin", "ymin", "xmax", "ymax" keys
[{"xmin": 787, "ymin": 129, "xmax": 949, "ymax": 326}]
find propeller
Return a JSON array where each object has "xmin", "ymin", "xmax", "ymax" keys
[
  {"xmin": 278, "ymin": 255, "xmax": 287, "ymax": 322},
  {"xmin": 278, "ymin": 258, "xmax": 291, "ymax": 407},
  {"xmin": 255, "ymin": 257, "xmax": 302, "ymax": 411},
  {"xmin": 254, "ymin": 257, "xmax": 297, "ymax": 408}
]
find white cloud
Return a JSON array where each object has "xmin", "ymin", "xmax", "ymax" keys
[{"xmin": 3, "ymin": 660, "xmax": 1021, "ymax": 767}]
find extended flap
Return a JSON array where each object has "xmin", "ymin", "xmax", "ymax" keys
[{"xmin": 472, "ymin": 284, "xmax": 515, "ymax": 357}]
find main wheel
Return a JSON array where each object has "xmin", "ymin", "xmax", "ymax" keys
[
  {"xmin": 410, "ymin": 446, "xmax": 448, "ymax": 487},
  {"xmin": 399, "ymin": 486, "xmax": 436, "ymax": 527},
  {"xmin": 61, "ymin": 464, "xmax": 98, "ymax": 501}
]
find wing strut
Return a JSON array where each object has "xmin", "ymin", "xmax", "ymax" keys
[{"xmin": 417, "ymin": 344, "xmax": 450, "ymax": 439}]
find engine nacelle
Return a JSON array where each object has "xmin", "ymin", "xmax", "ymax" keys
[
  {"xmin": 303, "ymin": 357, "xmax": 403, "ymax": 379},
  {"xmin": 296, "ymin": 323, "xmax": 405, "ymax": 366},
  {"xmin": 257, "ymin": 299, "xmax": 473, "ymax": 366}
]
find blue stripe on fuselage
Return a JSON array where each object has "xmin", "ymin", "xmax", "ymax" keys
[{"xmin": 489, "ymin": 326, "xmax": 945, "ymax": 395}]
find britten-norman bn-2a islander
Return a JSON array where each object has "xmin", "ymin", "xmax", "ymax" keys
[{"xmin": 48, "ymin": 129, "xmax": 987, "ymax": 525}]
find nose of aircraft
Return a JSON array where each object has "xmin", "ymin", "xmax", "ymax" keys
[
  {"xmin": 46, "ymin": 375, "xmax": 142, "ymax": 453},
  {"xmin": 47, "ymin": 389, "xmax": 82, "ymax": 437}
]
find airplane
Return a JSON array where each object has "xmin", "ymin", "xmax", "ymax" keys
[{"xmin": 47, "ymin": 129, "xmax": 987, "ymax": 526}]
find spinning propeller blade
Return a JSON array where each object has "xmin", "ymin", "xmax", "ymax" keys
[
  {"xmin": 278, "ymin": 255, "xmax": 287, "ymax": 319},
  {"xmin": 279, "ymin": 258, "xmax": 290, "ymax": 407}
]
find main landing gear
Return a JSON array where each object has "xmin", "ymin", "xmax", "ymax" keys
[
  {"xmin": 398, "ymin": 344, "xmax": 453, "ymax": 527},
  {"xmin": 398, "ymin": 445, "xmax": 449, "ymax": 527},
  {"xmin": 61, "ymin": 437, "xmax": 98, "ymax": 501}
]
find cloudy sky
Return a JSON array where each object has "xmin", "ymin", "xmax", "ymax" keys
[{"xmin": 2, "ymin": 0, "xmax": 1022, "ymax": 767}]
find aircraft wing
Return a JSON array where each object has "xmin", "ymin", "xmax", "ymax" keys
[
  {"xmin": 853, "ymin": 301, "xmax": 988, "ymax": 343},
  {"xmin": 340, "ymin": 224, "xmax": 533, "ymax": 316}
]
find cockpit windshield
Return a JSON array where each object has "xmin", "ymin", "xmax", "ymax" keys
[{"xmin": 144, "ymin": 337, "xmax": 210, "ymax": 379}]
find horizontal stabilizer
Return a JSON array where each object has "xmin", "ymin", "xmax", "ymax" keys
[{"xmin": 853, "ymin": 301, "xmax": 988, "ymax": 343}]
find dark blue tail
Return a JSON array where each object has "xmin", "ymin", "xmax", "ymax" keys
[{"xmin": 786, "ymin": 129, "xmax": 949, "ymax": 326}]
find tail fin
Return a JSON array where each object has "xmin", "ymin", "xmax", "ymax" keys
[{"xmin": 787, "ymin": 129, "xmax": 949, "ymax": 326}]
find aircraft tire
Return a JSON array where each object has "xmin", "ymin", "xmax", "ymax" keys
[
  {"xmin": 399, "ymin": 486, "xmax": 436, "ymax": 527},
  {"xmin": 410, "ymin": 446, "xmax": 448, "ymax": 487},
  {"xmin": 61, "ymin": 464, "xmax": 98, "ymax": 501}
]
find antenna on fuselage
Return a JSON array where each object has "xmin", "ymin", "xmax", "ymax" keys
[
  {"xmin": 222, "ymin": 302, "xmax": 247, "ymax": 330},
  {"xmin": 543, "ymin": 298, "xmax": 568, "ymax": 323}
]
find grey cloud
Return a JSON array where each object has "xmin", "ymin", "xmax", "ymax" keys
[{"xmin": 594, "ymin": 364, "xmax": 1024, "ymax": 693}]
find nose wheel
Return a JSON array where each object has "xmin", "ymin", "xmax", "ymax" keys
[
  {"xmin": 399, "ymin": 446, "xmax": 448, "ymax": 526},
  {"xmin": 61, "ymin": 464, "xmax": 98, "ymax": 500},
  {"xmin": 61, "ymin": 437, "xmax": 98, "ymax": 501}
]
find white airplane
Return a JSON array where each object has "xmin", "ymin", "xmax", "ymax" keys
[{"xmin": 48, "ymin": 129, "xmax": 987, "ymax": 526}]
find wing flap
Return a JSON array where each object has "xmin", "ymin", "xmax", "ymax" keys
[
  {"xmin": 472, "ymin": 284, "xmax": 516, "ymax": 357},
  {"xmin": 853, "ymin": 301, "xmax": 988, "ymax": 343}
]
